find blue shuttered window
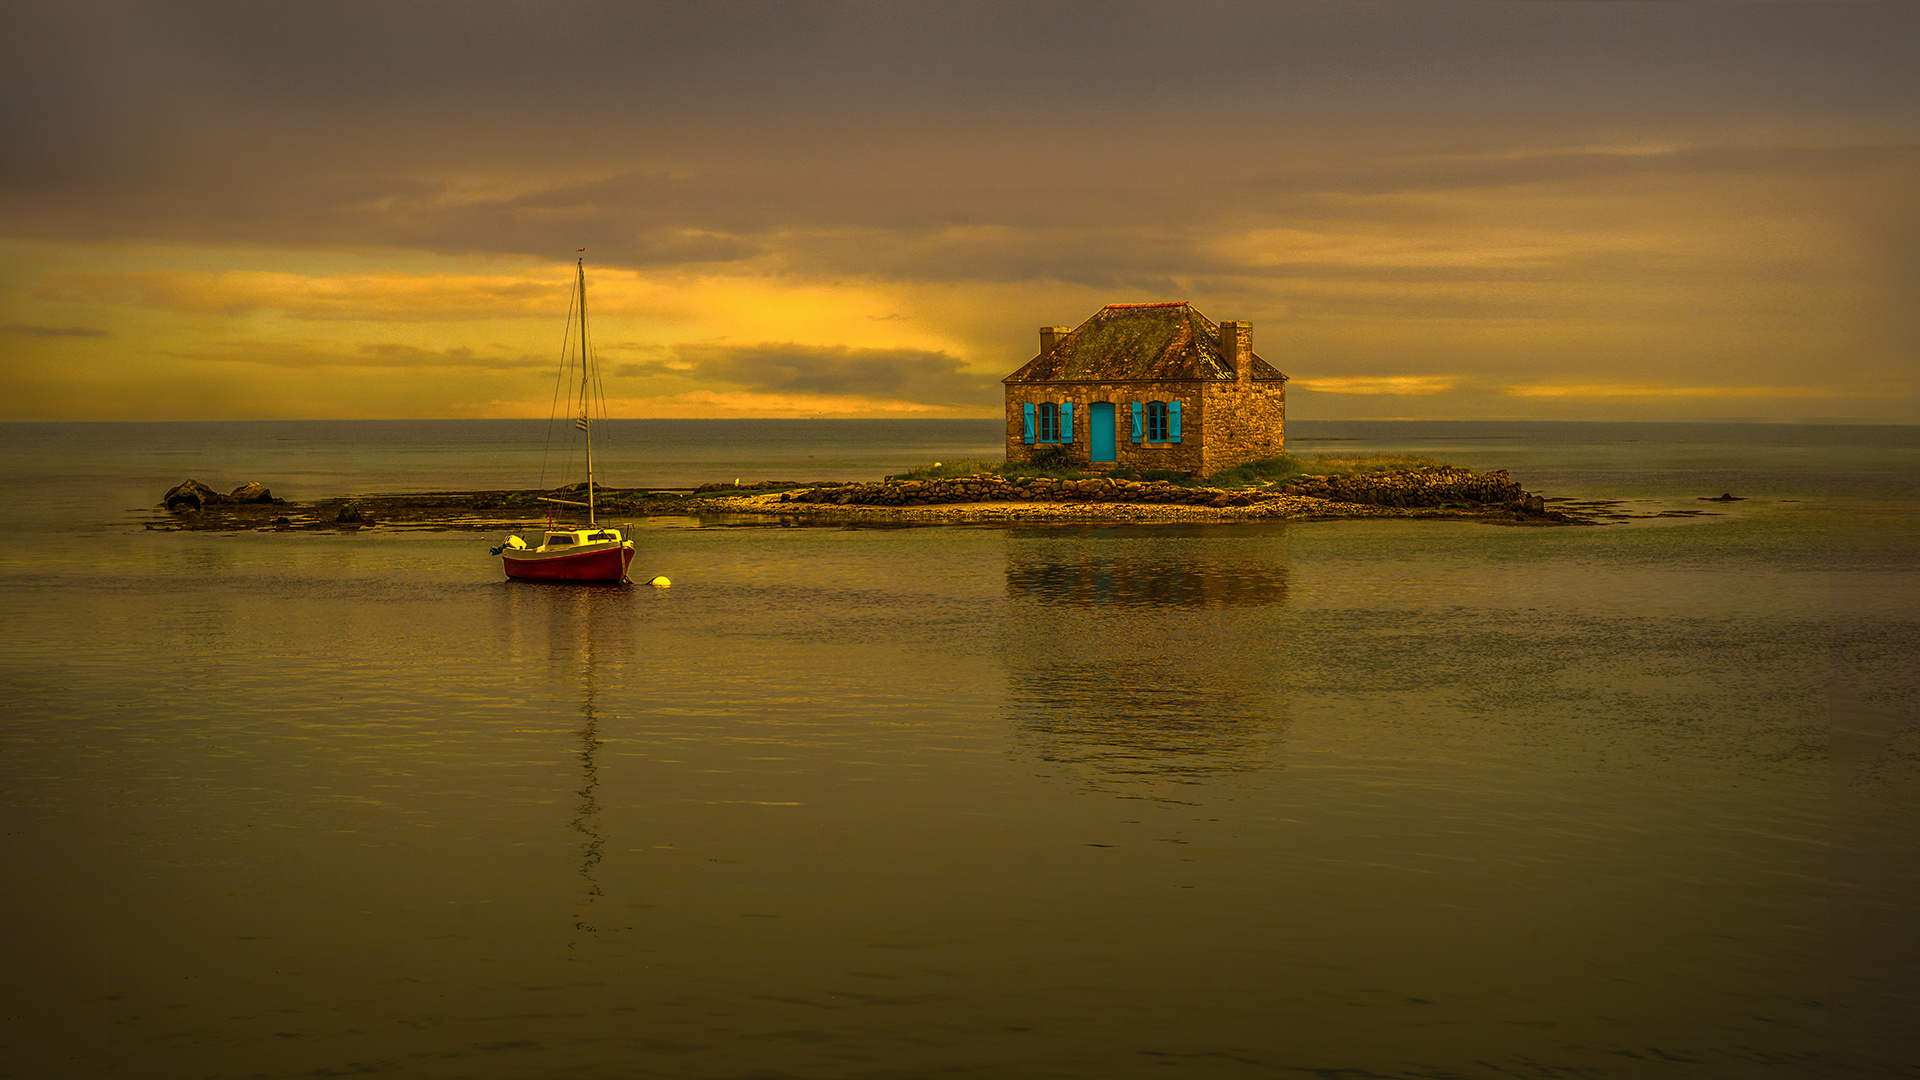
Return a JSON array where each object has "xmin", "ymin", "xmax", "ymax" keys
[
  {"xmin": 1145, "ymin": 401, "xmax": 1169, "ymax": 442},
  {"xmin": 1036, "ymin": 402, "xmax": 1061, "ymax": 443},
  {"xmin": 1022, "ymin": 402, "xmax": 1036, "ymax": 444}
]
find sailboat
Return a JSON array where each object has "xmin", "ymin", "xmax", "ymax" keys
[{"xmin": 497, "ymin": 257, "xmax": 637, "ymax": 584}]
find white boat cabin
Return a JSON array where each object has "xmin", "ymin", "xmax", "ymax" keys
[
  {"xmin": 544, "ymin": 528, "xmax": 623, "ymax": 545},
  {"xmin": 504, "ymin": 528, "xmax": 627, "ymax": 553}
]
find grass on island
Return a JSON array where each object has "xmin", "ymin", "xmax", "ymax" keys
[
  {"xmin": 886, "ymin": 453, "xmax": 1444, "ymax": 490},
  {"xmin": 1204, "ymin": 453, "xmax": 1441, "ymax": 488}
]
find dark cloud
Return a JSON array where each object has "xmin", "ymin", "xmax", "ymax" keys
[
  {"xmin": 1248, "ymin": 143, "xmax": 1920, "ymax": 198},
  {"xmin": 664, "ymin": 342, "xmax": 995, "ymax": 407},
  {"xmin": 10, "ymin": 135, "xmax": 1910, "ymax": 306},
  {"xmin": 14, "ymin": 2, "xmax": 1916, "ymax": 150},
  {"xmin": 7, "ymin": 2, "xmax": 1915, "ymax": 253}
]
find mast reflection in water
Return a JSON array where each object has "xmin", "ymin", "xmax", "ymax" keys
[{"xmin": 504, "ymin": 581, "xmax": 635, "ymax": 936}]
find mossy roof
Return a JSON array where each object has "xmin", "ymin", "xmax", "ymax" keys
[{"xmin": 1003, "ymin": 302, "xmax": 1287, "ymax": 384}]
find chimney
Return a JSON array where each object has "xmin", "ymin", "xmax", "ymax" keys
[
  {"xmin": 1039, "ymin": 326, "xmax": 1071, "ymax": 355},
  {"xmin": 1220, "ymin": 321, "xmax": 1252, "ymax": 383}
]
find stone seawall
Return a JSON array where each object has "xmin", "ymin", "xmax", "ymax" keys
[
  {"xmin": 783, "ymin": 474, "xmax": 1245, "ymax": 508},
  {"xmin": 781, "ymin": 465, "xmax": 1537, "ymax": 512}
]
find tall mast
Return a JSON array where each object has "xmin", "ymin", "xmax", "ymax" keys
[{"xmin": 578, "ymin": 257, "xmax": 594, "ymax": 526}]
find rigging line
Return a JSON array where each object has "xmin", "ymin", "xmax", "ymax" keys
[
  {"xmin": 571, "ymin": 258, "xmax": 591, "ymax": 486},
  {"xmin": 579, "ymin": 265, "xmax": 609, "ymax": 490},
  {"xmin": 541, "ymin": 276, "xmax": 582, "ymax": 492},
  {"xmin": 586, "ymin": 316, "xmax": 606, "ymax": 429},
  {"xmin": 588, "ymin": 336, "xmax": 611, "ymax": 445},
  {"xmin": 579, "ymin": 265, "xmax": 607, "ymax": 426}
]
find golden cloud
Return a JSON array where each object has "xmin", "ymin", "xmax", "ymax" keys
[
  {"xmin": 1501, "ymin": 382, "xmax": 1853, "ymax": 400},
  {"xmin": 638, "ymin": 390, "xmax": 956, "ymax": 419},
  {"xmin": 175, "ymin": 340, "xmax": 540, "ymax": 370},
  {"xmin": 1293, "ymin": 375, "xmax": 1461, "ymax": 395}
]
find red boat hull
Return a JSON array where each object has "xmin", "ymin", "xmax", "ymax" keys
[{"xmin": 502, "ymin": 542, "xmax": 634, "ymax": 583}]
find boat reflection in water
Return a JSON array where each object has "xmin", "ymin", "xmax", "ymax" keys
[
  {"xmin": 497, "ymin": 579, "xmax": 636, "ymax": 935},
  {"xmin": 1001, "ymin": 525, "xmax": 1292, "ymax": 791}
]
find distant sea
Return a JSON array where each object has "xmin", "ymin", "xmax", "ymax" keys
[
  {"xmin": 7, "ymin": 416, "xmax": 1920, "ymax": 511},
  {"xmin": 3, "ymin": 419, "xmax": 1917, "ymax": 1078}
]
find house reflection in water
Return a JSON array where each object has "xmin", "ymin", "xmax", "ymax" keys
[{"xmin": 1001, "ymin": 526, "xmax": 1292, "ymax": 791}]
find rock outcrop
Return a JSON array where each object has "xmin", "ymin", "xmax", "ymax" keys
[
  {"xmin": 228, "ymin": 482, "xmax": 277, "ymax": 503},
  {"xmin": 162, "ymin": 479, "xmax": 281, "ymax": 511},
  {"xmin": 163, "ymin": 479, "xmax": 225, "ymax": 511}
]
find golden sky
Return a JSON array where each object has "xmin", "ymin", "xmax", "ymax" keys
[{"xmin": 4, "ymin": 1, "xmax": 1916, "ymax": 421}]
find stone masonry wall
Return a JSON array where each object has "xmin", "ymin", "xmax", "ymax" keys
[
  {"xmin": 1006, "ymin": 378, "xmax": 1286, "ymax": 477},
  {"xmin": 1005, "ymin": 382, "xmax": 1206, "ymax": 473},
  {"xmin": 1198, "ymin": 380, "xmax": 1287, "ymax": 476}
]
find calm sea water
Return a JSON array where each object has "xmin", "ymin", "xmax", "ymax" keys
[{"xmin": 2, "ymin": 420, "xmax": 1917, "ymax": 1079}]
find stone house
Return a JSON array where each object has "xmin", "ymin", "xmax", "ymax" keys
[{"xmin": 1002, "ymin": 302, "xmax": 1288, "ymax": 476}]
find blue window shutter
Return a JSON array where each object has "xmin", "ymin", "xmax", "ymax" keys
[
  {"xmin": 1062, "ymin": 401, "xmax": 1074, "ymax": 443},
  {"xmin": 1131, "ymin": 402, "xmax": 1143, "ymax": 442},
  {"xmin": 1022, "ymin": 402, "xmax": 1036, "ymax": 444},
  {"xmin": 1170, "ymin": 400, "xmax": 1183, "ymax": 443}
]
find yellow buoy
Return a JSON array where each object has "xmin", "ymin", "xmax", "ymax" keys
[{"xmin": 646, "ymin": 575, "xmax": 671, "ymax": 587}]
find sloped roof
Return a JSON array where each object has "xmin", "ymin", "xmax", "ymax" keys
[{"xmin": 1003, "ymin": 302, "xmax": 1287, "ymax": 384}]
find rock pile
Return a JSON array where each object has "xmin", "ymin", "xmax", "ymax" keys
[{"xmin": 1283, "ymin": 466, "xmax": 1530, "ymax": 508}]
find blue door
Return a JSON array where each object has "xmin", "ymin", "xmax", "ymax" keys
[{"xmin": 1089, "ymin": 402, "xmax": 1116, "ymax": 463}]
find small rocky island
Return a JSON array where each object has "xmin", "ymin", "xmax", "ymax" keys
[{"xmin": 148, "ymin": 466, "xmax": 1728, "ymax": 532}]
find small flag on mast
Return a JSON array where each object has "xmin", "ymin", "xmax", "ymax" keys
[{"xmin": 576, "ymin": 413, "xmax": 589, "ymax": 431}]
